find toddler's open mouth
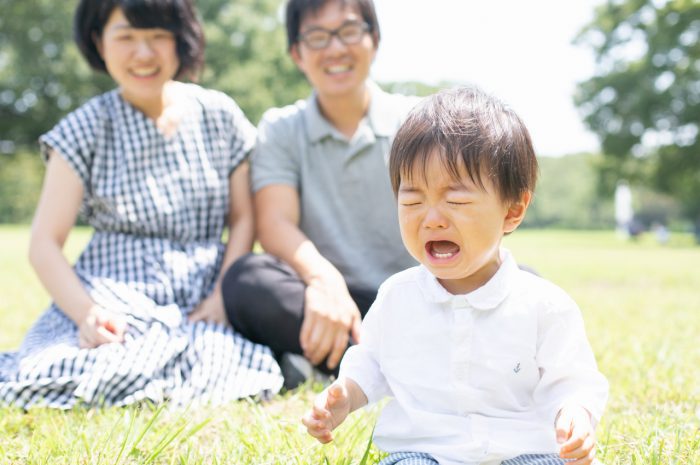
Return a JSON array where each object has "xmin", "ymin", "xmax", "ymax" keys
[{"xmin": 426, "ymin": 240, "xmax": 460, "ymax": 259}]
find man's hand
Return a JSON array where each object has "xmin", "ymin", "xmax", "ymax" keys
[
  {"xmin": 556, "ymin": 405, "xmax": 597, "ymax": 465},
  {"xmin": 189, "ymin": 291, "xmax": 228, "ymax": 325},
  {"xmin": 78, "ymin": 305, "xmax": 127, "ymax": 348},
  {"xmin": 300, "ymin": 275, "xmax": 362, "ymax": 370},
  {"xmin": 302, "ymin": 380, "xmax": 353, "ymax": 443}
]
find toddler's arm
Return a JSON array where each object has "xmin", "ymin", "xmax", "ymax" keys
[{"xmin": 302, "ymin": 377, "xmax": 368, "ymax": 443}]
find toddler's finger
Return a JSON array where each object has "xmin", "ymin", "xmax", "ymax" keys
[
  {"xmin": 311, "ymin": 403, "xmax": 331, "ymax": 420},
  {"xmin": 561, "ymin": 435, "xmax": 594, "ymax": 460},
  {"xmin": 302, "ymin": 412, "xmax": 326, "ymax": 429}
]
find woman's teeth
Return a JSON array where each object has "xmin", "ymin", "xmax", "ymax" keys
[{"xmin": 131, "ymin": 68, "xmax": 158, "ymax": 77}]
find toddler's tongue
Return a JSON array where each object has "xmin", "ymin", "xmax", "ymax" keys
[{"xmin": 429, "ymin": 240, "xmax": 460, "ymax": 256}]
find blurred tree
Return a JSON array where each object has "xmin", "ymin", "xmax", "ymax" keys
[
  {"xmin": 0, "ymin": 0, "xmax": 308, "ymax": 153},
  {"xmin": 524, "ymin": 153, "xmax": 616, "ymax": 230},
  {"xmin": 198, "ymin": 0, "xmax": 309, "ymax": 124},
  {"xmin": 574, "ymin": 0, "xmax": 700, "ymax": 236}
]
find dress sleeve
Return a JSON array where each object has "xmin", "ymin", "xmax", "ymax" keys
[
  {"xmin": 339, "ymin": 285, "xmax": 391, "ymax": 404},
  {"xmin": 38, "ymin": 98, "xmax": 102, "ymax": 190},
  {"xmin": 222, "ymin": 96, "xmax": 257, "ymax": 176},
  {"xmin": 533, "ymin": 288, "xmax": 609, "ymax": 426},
  {"xmin": 249, "ymin": 108, "xmax": 300, "ymax": 193}
]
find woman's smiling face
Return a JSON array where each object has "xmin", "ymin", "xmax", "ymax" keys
[{"xmin": 96, "ymin": 7, "xmax": 179, "ymax": 107}]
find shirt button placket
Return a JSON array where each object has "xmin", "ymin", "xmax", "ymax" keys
[{"xmin": 450, "ymin": 296, "xmax": 473, "ymax": 388}]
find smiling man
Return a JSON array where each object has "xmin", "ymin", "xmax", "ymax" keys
[{"xmin": 219, "ymin": 0, "xmax": 419, "ymax": 387}]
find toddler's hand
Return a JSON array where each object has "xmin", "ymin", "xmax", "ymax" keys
[
  {"xmin": 302, "ymin": 381, "xmax": 352, "ymax": 443},
  {"xmin": 78, "ymin": 305, "xmax": 127, "ymax": 348},
  {"xmin": 555, "ymin": 405, "xmax": 597, "ymax": 465}
]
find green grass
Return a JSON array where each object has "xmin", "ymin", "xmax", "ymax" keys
[{"xmin": 1, "ymin": 225, "xmax": 699, "ymax": 464}]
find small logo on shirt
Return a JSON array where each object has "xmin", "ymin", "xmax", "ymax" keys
[{"xmin": 513, "ymin": 362, "xmax": 521, "ymax": 373}]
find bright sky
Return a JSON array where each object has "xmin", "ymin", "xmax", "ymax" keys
[{"xmin": 371, "ymin": 0, "xmax": 604, "ymax": 157}]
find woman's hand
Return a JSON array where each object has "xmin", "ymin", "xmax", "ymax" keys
[
  {"xmin": 78, "ymin": 305, "xmax": 127, "ymax": 348},
  {"xmin": 189, "ymin": 291, "xmax": 228, "ymax": 325}
]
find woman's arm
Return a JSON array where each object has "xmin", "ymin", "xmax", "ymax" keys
[
  {"xmin": 29, "ymin": 152, "xmax": 125, "ymax": 346},
  {"xmin": 189, "ymin": 161, "xmax": 255, "ymax": 323}
]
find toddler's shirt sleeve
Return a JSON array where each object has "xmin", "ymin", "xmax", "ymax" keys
[
  {"xmin": 533, "ymin": 286, "xmax": 609, "ymax": 426},
  {"xmin": 339, "ymin": 285, "xmax": 391, "ymax": 404}
]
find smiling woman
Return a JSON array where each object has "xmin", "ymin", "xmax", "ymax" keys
[
  {"xmin": 0, "ymin": 0, "xmax": 283, "ymax": 409},
  {"xmin": 74, "ymin": 0, "xmax": 202, "ymax": 119}
]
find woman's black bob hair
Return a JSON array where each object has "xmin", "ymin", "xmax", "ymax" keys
[{"xmin": 74, "ymin": 0, "xmax": 205, "ymax": 81}]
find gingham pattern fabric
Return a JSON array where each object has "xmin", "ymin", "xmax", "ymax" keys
[
  {"xmin": 0, "ymin": 84, "xmax": 283, "ymax": 408},
  {"xmin": 379, "ymin": 452, "xmax": 567, "ymax": 465}
]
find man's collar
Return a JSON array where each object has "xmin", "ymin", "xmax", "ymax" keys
[
  {"xmin": 416, "ymin": 248, "xmax": 518, "ymax": 311},
  {"xmin": 304, "ymin": 81, "xmax": 393, "ymax": 143}
]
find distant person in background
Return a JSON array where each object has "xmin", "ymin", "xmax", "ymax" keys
[
  {"xmin": 220, "ymin": 0, "xmax": 419, "ymax": 387},
  {"xmin": 0, "ymin": 0, "xmax": 282, "ymax": 408},
  {"xmin": 614, "ymin": 180, "xmax": 633, "ymax": 238},
  {"xmin": 653, "ymin": 222, "xmax": 670, "ymax": 245}
]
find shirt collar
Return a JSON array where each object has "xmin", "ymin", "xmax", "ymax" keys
[
  {"xmin": 416, "ymin": 248, "xmax": 519, "ymax": 311},
  {"xmin": 304, "ymin": 80, "xmax": 393, "ymax": 143}
]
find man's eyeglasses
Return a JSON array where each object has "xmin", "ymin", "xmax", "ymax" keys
[{"xmin": 297, "ymin": 21, "xmax": 370, "ymax": 50}]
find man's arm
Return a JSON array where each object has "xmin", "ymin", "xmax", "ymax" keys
[{"xmin": 255, "ymin": 184, "xmax": 362, "ymax": 369}]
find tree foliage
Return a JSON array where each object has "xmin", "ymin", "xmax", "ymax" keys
[
  {"xmin": 574, "ymin": 0, "xmax": 700, "ymax": 224},
  {"xmin": 0, "ymin": 0, "xmax": 309, "ymax": 153}
]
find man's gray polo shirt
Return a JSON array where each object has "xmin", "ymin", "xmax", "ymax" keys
[{"xmin": 251, "ymin": 83, "xmax": 419, "ymax": 290}]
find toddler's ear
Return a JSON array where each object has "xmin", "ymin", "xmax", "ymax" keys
[{"xmin": 503, "ymin": 191, "xmax": 532, "ymax": 233}]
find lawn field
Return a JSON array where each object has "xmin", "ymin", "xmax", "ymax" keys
[{"xmin": 0, "ymin": 225, "xmax": 698, "ymax": 464}]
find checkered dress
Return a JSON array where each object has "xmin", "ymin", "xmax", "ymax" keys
[{"xmin": 0, "ymin": 84, "xmax": 283, "ymax": 408}]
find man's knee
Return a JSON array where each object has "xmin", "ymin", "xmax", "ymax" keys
[
  {"xmin": 221, "ymin": 253, "xmax": 269, "ymax": 329},
  {"xmin": 221, "ymin": 253, "xmax": 304, "ymax": 335}
]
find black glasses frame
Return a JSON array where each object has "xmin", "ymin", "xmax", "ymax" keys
[{"xmin": 297, "ymin": 21, "xmax": 370, "ymax": 50}]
